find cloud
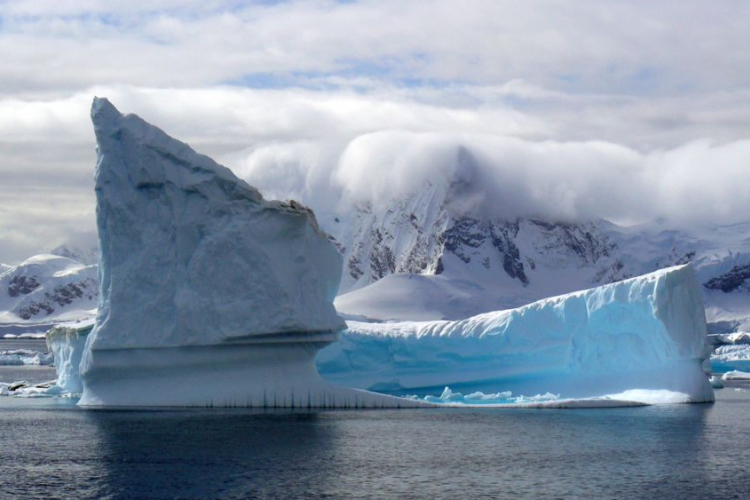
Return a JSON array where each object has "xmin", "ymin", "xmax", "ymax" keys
[
  {"xmin": 2, "ymin": 1, "xmax": 750, "ymax": 96},
  {"xmin": 1, "ymin": 2, "xmax": 750, "ymax": 262},
  {"xmin": 240, "ymin": 128, "xmax": 750, "ymax": 227},
  {"xmin": 2, "ymin": 82, "xmax": 750, "ymax": 263}
]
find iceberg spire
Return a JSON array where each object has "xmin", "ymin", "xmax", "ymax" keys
[{"xmin": 77, "ymin": 97, "xmax": 418, "ymax": 407}]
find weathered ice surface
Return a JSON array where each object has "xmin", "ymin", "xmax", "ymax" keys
[
  {"xmin": 46, "ymin": 318, "xmax": 94, "ymax": 394},
  {"xmin": 79, "ymin": 98, "xmax": 420, "ymax": 408},
  {"xmin": 318, "ymin": 265, "xmax": 715, "ymax": 404}
]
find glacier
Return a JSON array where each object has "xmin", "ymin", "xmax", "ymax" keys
[
  {"xmin": 76, "ymin": 98, "xmax": 422, "ymax": 408},
  {"xmin": 318, "ymin": 265, "xmax": 715, "ymax": 404}
]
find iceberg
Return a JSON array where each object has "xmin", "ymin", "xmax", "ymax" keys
[
  {"xmin": 318, "ymin": 265, "xmax": 715, "ymax": 404},
  {"xmin": 77, "ymin": 98, "xmax": 422, "ymax": 408},
  {"xmin": 711, "ymin": 345, "xmax": 750, "ymax": 373},
  {"xmin": 709, "ymin": 332, "xmax": 750, "ymax": 373}
]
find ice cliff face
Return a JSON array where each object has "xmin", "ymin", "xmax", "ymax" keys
[
  {"xmin": 46, "ymin": 319, "xmax": 94, "ymax": 394},
  {"xmin": 0, "ymin": 255, "xmax": 97, "ymax": 325},
  {"xmin": 86, "ymin": 98, "xmax": 344, "ymax": 350},
  {"xmin": 318, "ymin": 265, "xmax": 715, "ymax": 404},
  {"xmin": 77, "ymin": 98, "xmax": 420, "ymax": 408}
]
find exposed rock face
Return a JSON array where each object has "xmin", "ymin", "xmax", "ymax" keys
[
  {"xmin": 705, "ymin": 264, "xmax": 750, "ymax": 293},
  {"xmin": 329, "ymin": 178, "xmax": 632, "ymax": 296},
  {"xmin": 323, "ymin": 161, "xmax": 750, "ymax": 326},
  {"xmin": 8, "ymin": 276, "xmax": 41, "ymax": 297}
]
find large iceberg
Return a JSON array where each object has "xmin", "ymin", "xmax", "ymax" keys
[
  {"xmin": 78, "ymin": 98, "xmax": 421, "ymax": 408},
  {"xmin": 318, "ymin": 265, "xmax": 715, "ymax": 404}
]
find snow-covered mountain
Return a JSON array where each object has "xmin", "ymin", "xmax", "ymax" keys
[
  {"xmin": 0, "ymin": 254, "xmax": 97, "ymax": 325},
  {"xmin": 320, "ymin": 168, "xmax": 750, "ymax": 327}
]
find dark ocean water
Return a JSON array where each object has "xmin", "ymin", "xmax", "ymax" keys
[
  {"xmin": 0, "ymin": 339, "xmax": 55, "ymax": 384},
  {"xmin": 2, "ymin": 387, "xmax": 750, "ymax": 500}
]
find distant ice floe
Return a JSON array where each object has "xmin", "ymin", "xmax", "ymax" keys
[
  {"xmin": 721, "ymin": 370, "xmax": 750, "ymax": 381},
  {"xmin": 709, "ymin": 376, "xmax": 725, "ymax": 389},
  {"xmin": 0, "ymin": 380, "xmax": 65, "ymax": 398},
  {"xmin": 0, "ymin": 349, "xmax": 53, "ymax": 366},
  {"xmin": 711, "ymin": 344, "xmax": 750, "ymax": 373},
  {"xmin": 407, "ymin": 387, "xmax": 701, "ymax": 408},
  {"xmin": 410, "ymin": 387, "xmax": 558, "ymax": 405},
  {"xmin": 2, "ymin": 333, "xmax": 47, "ymax": 339}
]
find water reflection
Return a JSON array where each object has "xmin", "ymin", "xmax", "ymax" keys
[
  {"xmin": 85, "ymin": 409, "xmax": 339, "ymax": 499},
  {"xmin": 2, "ymin": 396, "xmax": 749, "ymax": 499}
]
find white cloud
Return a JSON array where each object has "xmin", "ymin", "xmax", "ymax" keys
[
  {"xmin": 2, "ymin": 1, "xmax": 750, "ymax": 94},
  {"xmin": 1, "ymin": 2, "xmax": 750, "ymax": 262}
]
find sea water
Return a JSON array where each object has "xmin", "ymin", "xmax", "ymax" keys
[{"xmin": 1, "ymin": 385, "xmax": 750, "ymax": 499}]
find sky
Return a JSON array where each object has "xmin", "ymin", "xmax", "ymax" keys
[{"xmin": 1, "ymin": 0, "xmax": 750, "ymax": 263}]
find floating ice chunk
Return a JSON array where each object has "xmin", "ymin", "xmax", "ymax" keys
[
  {"xmin": 465, "ymin": 390, "xmax": 513, "ymax": 401},
  {"xmin": 417, "ymin": 387, "xmax": 556, "ymax": 405},
  {"xmin": 599, "ymin": 389, "xmax": 693, "ymax": 405},
  {"xmin": 0, "ymin": 349, "xmax": 53, "ymax": 366},
  {"xmin": 10, "ymin": 383, "xmax": 64, "ymax": 398},
  {"xmin": 0, "ymin": 380, "xmax": 63, "ymax": 398},
  {"xmin": 407, "ymin": 387, "xmax": 657, "ymax": 408},
  {"xmin": 709, "ymin": 332, "xmax": 750, "ymax": 345},
  {"xmin": 319, "ymin": 265, "xmax": 715, "ymax": 404},
  {"xmin": 709, "ymin": 376, "xmax": 725, "ymax": 389},
  {"xmin": 721, "ymin": 370, "xmax": 750, "ymax": 381},
  {"xmin": 711, "ymin": 344, "xmax": 750, "ymax": 373}
]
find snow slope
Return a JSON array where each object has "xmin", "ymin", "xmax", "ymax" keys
[
  {"xmin": 0, "ymin": 254, "xmax": 97, "ymax": 326},
  {"xmin": 318, "ymin": 265, "xmax": 715, "ymax": 404},
  {"xmin": 77, "ymin": 98, "xmax": 423, "ymax": 408}
]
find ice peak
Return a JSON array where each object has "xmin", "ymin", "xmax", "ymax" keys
[
  {"xmin": 92, "ymin": 97, "xmax": 264, "ymax": 203},
  {"xmin": 90, "ymin": 97, "xmax": 120, "ymax": 128},
  {"xmin": 85, "ymin": 100, "xmax": 345, "ymax": 351}
]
